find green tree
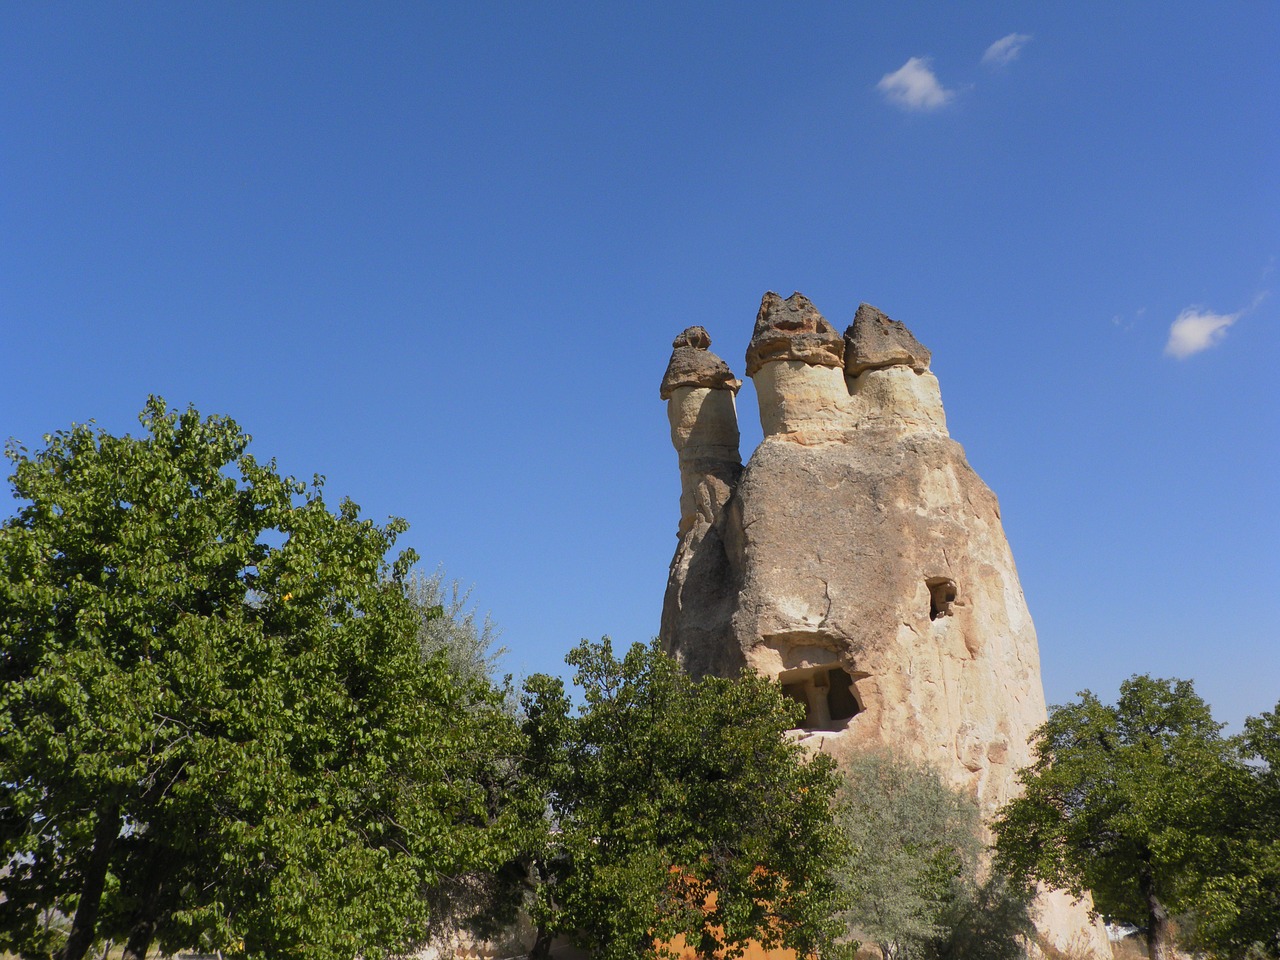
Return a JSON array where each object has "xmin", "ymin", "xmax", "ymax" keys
[
  {"xmin": 1235, "ymin": 703, "xmax": 1280, "ymax": 956},
  {"xmin": 406, "ymin": 568, "xmax": 505, "ymax": 688},
  {"xmin": 519, "ymin": 638, "xmax": 852, "ymax": 960},
  {"xmin": 1188, "ymin": 701, "xmax": 1280, "ymax": 958},
  {"xmin": 400, "ymin": 570, "xmax": 530, "ymax": 949},
  {"xmin": 926, "ymin": 872, "xmax": 1034, "ymax": 960},
  {"xmin": 993, "ymin": 675, "xmax": 1247, "ymax": 960},
  {"xmin": 832, "ymin": 749, "xmax": 1030, "ymax": 960},
  {"xmin": 0, "ymin": 399, "xmax": 529, "ymax": 960}
]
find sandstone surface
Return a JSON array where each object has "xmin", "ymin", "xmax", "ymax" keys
[
  {"xmin": 661, "ymin": 326, "xmax": 743, "ymax": 398},
  {"xmin": 844, "ymin": 301, "xmax": 932, "ymax": 375},
  {"xmin": 659, "ymin": 292, "xmax": 1111, "ymax": 958},
  {"xmin": 744, "ymin": 291, "xmax": 844, "ymax": 377},
  {"xmin": 659, "ymin": 331, "xmax": 746, "ymax": 679}
]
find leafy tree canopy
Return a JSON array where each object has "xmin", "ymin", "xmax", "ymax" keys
[
  {"xmin": 0, "ymin": 399, "xmax": 529, "ymax": 960},
  {"xmin": 1189, "ymin": 701, "xmax": 1280, "ymax": 957},
  {"xmin": 833, "ymin": 749, "xmax": 1031, "ymax": 960},
  {"xmin": 406, "ymin": 568, "xmax": 506, "ymax": 689},
  {"xmin": 519, "ymin": 638, "xmax": 852, "ymax": 960},
  {"xmin": 993, "ymin": 675, "xmax": 1265, "ymax": 960}
]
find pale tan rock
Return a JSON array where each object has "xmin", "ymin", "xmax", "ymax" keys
[
  {"xmin": 847, "ymin": 365, "xmax": 947, "ymax": 435},
  {"xmin": 1034, "ymin": 888, "xmax": 1114, "ymax": 957},
  {"xmin": 667, "ymin": 386, "xmax": 741, "ymax": 535},
  {"xmin": 752, "ymin": 360, "xmax": 861, "ymax": 442},
  {"xmin": 660, "ymin": 337, "xmax": 746, "ymax": 679},
  {"xmin": 659, "ymin": 293, "xmax": 1111, "ymax": 958}
]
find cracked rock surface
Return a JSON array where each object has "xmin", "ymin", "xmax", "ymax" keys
[
  {"xmin": 660, "ymin": 326, "xmax": 742, "ymax": 399},
  {"xmin": 844, "ymin": 301, "xmax": 932, "ymax": 375},
  {"xmin": 744, "ymin": 291, "xmax": 845, "ymax": 377},
  {"xmin": 658, "ymin": 292, "xmax": 1112, "ymax": 959}
]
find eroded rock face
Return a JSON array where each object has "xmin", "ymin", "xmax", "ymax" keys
[
  {"xmin": 661, "ymin": 326, "xmax": 743, "ymax": 399},
  {"xmin": 659, "ymin": 292, "xmax": 1111, "ymax": 958},
  {"xmin": 660, "ymin": 331, "xmax": 746, "ymax": 679},
  {"xmin": 844, "ymin": 301, "xmax": 932, "ymax": 375},
  {"xmin": 744, "ymin": 291, "xmax": 844, "ymax": 377}
]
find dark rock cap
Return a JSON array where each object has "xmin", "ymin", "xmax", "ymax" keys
[
  {"xmin": 661, "ymin": 326, "xmax": 742, "ymax": 399},
  {"xmin": 744, "ymin": 291, "xmax": 844, "ymax": 377},
  {"xmin": 843, "ymin": 303, "xmax": 931, "ymax": 376},
  {"xmin": 671, "ymin": 326, "xmax": 711, "ymax": 350}
]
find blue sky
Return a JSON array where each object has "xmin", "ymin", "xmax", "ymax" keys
[{"xmin": 3, "ymin": 4, "xmax": 1276, "ymax": 729}]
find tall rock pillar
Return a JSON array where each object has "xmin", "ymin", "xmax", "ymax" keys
[
  {"xmin": 659, "ymin": 294, "xmax": 1111, "ymax": 958},
  {"xmin": 659, "ymin": 326, "xmax": 745, "ymax": 679}
]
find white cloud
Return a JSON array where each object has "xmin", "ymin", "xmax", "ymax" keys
[
  {"xmin": 1164, "ymin": 306, "xmax": 1240, "ymax": 359},
  {"xmin": 982, "ymin": 33, "xmax": 1032, "ymax": 66},
  {"xmin": 877, "ymin": 57, "xmax": 954, "ymax": 111}
]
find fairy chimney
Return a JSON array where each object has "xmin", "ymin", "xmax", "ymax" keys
[{"xmin": 659, "ymin": 292, "xmax": 1111, "ymax": 957}]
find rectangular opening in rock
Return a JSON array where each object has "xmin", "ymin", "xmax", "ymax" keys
[
  {"xmin": 776, "ymin": 665, "xmax": 863, "ymax": 731},
  {"xmin": 927, "ymin": 577, "xmax": 957, "ymax": 621}
]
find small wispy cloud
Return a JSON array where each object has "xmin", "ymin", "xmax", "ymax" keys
[
  {"xmin": 1164, "ymin": 306, "xmax": 1241, "ymax": 358},
  {"xmin": 1164, "ymin": 292, "xmax": 1267, "ymax": 358},
  {"xmin": 982, "ymin": 33, "xmax": 1032, "ymax": 67},
  {"xmin": 1112, "ymin": 307, "xmax": 1146, "ymax": 332},
  {"xmin": 877, "ymin": 57, "xmax": 954, "ymax": 111}
]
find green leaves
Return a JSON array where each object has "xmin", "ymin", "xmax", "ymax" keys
[
  {"xmin": 1187, "ymin": 701, "xmax": 1280, "ymax": 957},
  {"xmin": 831, "ymin": 749, "xmax": 1031, "ymax": 960},
  {"xmin": 0, "ymin": 399, "xmax": 528, "ymax": 960},
  {"xmin": 992, "ymin": 675, "xmax": 1276, "ymax": 959},
  {"xmin": 520, "ymin": 639, "xmax": 850, "ymax": 960}
]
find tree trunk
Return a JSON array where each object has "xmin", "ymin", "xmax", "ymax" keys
[
  {"xmin": 121, "ymin": 924, "xmax": 153, "ymax": 960},
  {"xmin": 122, "ymin": 892, "xmax": 159, "ymax": 960},
  {"xmin": 59, "ymin": 806, "xmax": 120, "ymax": 960},
  {"xmin": 529, "ymin": 926, "xmax": 554, "ymax": 959},
  {"xmin": 1141, "ymin": 872, "xmax": 1176, "ymax": 960},
  {"xmin": 121, "ymin": 848, "xmax": 168, "ymax": 960}
]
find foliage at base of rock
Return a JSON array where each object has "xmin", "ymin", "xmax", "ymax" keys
[
  {"xmin": 994, "ymin": 675, "xmax": 1279, "ymax": 960},
  {"xmin": 519, "ymin": 638, "xmax": 853, "ymax": 960},
  {"xmin": 832, "ymin": 748, "xmax": 1032, "ymax": 960}
]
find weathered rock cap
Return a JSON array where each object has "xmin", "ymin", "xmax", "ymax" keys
[
  {"xmin": 744, "ymin": 291, "xmax": 844, "ymax": 378},
  {"xmin": 660, "ymin": 326, "xmax": 743, "ymax": 399},
  {"xmin": 843, "ymin": 302, "xmax": 931, "ymax": 376}
]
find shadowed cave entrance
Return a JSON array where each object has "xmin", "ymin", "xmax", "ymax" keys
[
  {"xmin": 927, "ymin": 577, "xmax": 957, "ymax": 621},
  {"xmin": 779, "ymin": 665, "xmax": 864, "ymax": 731}
]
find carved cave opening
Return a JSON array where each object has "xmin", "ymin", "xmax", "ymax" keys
[
  {"xmin": 927, "ymin": 577, "xmax": 957, "ymax": 621},
  {"xmin": 779, "ymin": 665, "xmax": 863, "ymax": 731}
]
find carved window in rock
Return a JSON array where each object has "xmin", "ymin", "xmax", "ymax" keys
[
  {"xmin": 779, "ymin": 666, "xmax": 863, "ymax": 731},
  {"xmin": 927, "ymin": 577, "xmax": 957, "ymax": 621}
]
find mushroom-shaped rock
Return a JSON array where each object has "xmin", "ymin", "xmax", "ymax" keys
[
  {"xmin": 844, "ymin": 302, "xmax": 931, "ymax": 376},
  {"xmin": 744, "ymin": 292, "xmax": 844, "ymax": 377},
  {"xmin": 659, "ymin": 293, "xmax": 1112, "ymax": 957},
  {"xmin": 661, "ymin": 326, "xmax": 742, "ymax": 399},
  {"xmin": 660, "ymin": 325, "xmax": 745, "ymax": 677}
]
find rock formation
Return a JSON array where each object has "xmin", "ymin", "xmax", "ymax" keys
[{"xmin": 659, "ymin": 293, "xmax": 1111, "ymax": 957}]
